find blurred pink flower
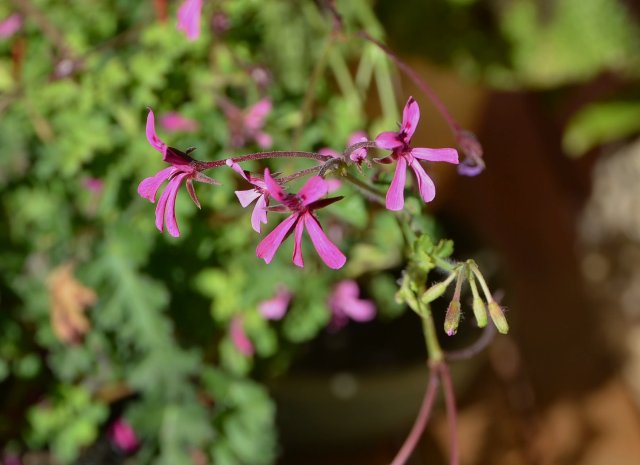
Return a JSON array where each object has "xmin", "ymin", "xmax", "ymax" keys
[
  {"xmin": 177, "ymin": 0, "xmax": 202, "ymax": 41},
  {"xmin": 0, "ymin": 14, "xmax": 22, "ymax": 39},
  {"xmin": 230, "ymin": 316, "xmax": 254, "ymax": 356},
  {"xmin": 138, "ymin": 109, "xmax": 217, "ymax": 237},
  {"xmin": 108, "ymin": 418, "xmax": 139, "ymax": 454},
  {"xmin": 256, "ymin": 169, "xmax": 346, "ymax": 269},
  {"xmin": 219, "ymin": 97, "xmax": 273, "ymax": 149},
  {"xmin": 83, "ymin": 177, "xmax": 104, "ymax": 193},
  {"xmin": 328, "ymin": 280, "xmax": 376, "ymax": 330},
  {"xmin": 259, "ymin": 287, "xmax": 292, "ymax": 320},
  {"xmin": 375, "ymin": 96, "xmax": 459, "ymax": 210},
  {"xmin": 159, "ymin": 112, "xmax": 199, "ymax": 133},
  {"xmin": 319, "ymin": 131, "xmax": 369, "ymax": 166}
]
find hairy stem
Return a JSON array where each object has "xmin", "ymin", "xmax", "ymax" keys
[
  {"xmin": 279, "ymin": 166, "xmax": 323, "ymax": 184},
  {"xmin": 197, "ymin": 151, "xmax": 332, "ymax": 170}
]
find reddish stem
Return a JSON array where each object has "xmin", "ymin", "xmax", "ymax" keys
[
  {"xmin": 440, "ymin": 364, "xmax": 460, "ymax": 465},
  {"xmin": 197, "ymin": 151, "xmax": 332, "ymax": 170},
  {"xmin": 153, "ymin": 0, "xmax": 168, "ymax": 22},
  {"xmin": 390, "ymin": 369, "xmax": 441, "ymax": 465},
  {"xmin": 358, "ymin": 31, "xmax": 462, "ymax": 138}
]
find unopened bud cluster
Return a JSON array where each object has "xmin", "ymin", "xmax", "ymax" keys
[{"xmin": 423, "ymin": 260, "xmax": 509, "ymax": 335}]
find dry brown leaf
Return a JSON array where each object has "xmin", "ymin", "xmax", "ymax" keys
[{"xmin": 47, "ymin": 263, "xmax": 97, "ymax": 344}]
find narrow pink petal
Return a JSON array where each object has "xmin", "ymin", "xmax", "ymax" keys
[
  {"xmin": 164, "ymin": 173, "xmax": 188, "ymax": 237},
  {"xmin": 401, "ymin": 96, "xmax": 420, "ymax": 141},
  {"xmin": 155, "ymin": 185, "xmax": 171, "ymax": 233},
  {"xmin": 298, "ymin": 176, "xmax": 328, "ymax": 206},
  {"xmin": 230, "ymin": 317, "xmax": 254, "ymax": 357},
  {"xmin": 386, "ymin": 156, "xmax": 407, "ymax": 211},
  {"xmin": 259, "ymin": 288, "xmax": 292, "ymax": 320},
  {"xmin": 185, "ymin": 177, "xmax": 201, "ymax": 209},
  {"xmin": 137, "ymin": 167, "xmax": 175, "ymax": 202},
  {"xmin": 146, "ymin": 110, "xmax": 167, "ymax": 155},
  {"xmin": 375, "ymin": 131, "xmax": 402, "ymax": 150},
  {"xmin": 226, "ymin": 159, "xmax": 249, "ymax": 181},
  {"xmin": 292, "ymin": 216, "xmax": 305, "ymax": 268},
  {"xmin": 303, "ymin": 213, "xmax": 346, "ymax": 269},
  {"xmin": 409, "ymin": 159, "xmax": 436, "ymax": 204},
  {"xmin": 177, "ymin": 0, "xmax": 202, "ymax": 41},
  {"xmin": 256, "ymin": 214, "xmax": 299, "ymax": 264},
  {"xmin": 254, "ymin": 131, "xmax": 273, "ymax": 149},
  {"xmin": 250, "ymin": 195, "xmax": 268, "ymax": 233},
  {"xmin": 244, "ymin": 98, "xmax": 272, "ymax": 131},
  {"xmin": 0, "ymin": 14, "xmax": 22, "ymax": 39},
  {"xmin": 263, "ymin": 168, "xmax": 288, "ymax": 203},
  {"xmin": 411, "ymin": 147, "xmax": 459, "ymax": 164},
  {"xmin": 235, "ymin": 189, "xmax": 261, "ymax": 208},
  {"xmin": 325, "ymin": 179, "xmax": 342, "ymax": 193}
]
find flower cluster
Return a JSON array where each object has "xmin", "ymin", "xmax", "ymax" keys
[{"xmin": 138, "ymin": 96, "xmax": 459, "ymax": 266}]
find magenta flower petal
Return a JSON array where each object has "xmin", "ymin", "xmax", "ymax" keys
[
  {"xmin": 244, "ymin": 98, "xmax": 272, "ymax": 131},
  {"xmin": 259, "ymin": 288, "xmax": 292, "ymax": 320},
  {"xmin": 254, "ymin": 131, "xmax": 273, "ymax": 149},
  {"xmin": 226, "ymin": 159, "xmax": 250, "ymax": 181},
  {"xmin": 159, "ymin": 112, "xmax": 199, "ymax": 133},
  {"xmin": 146, "ymin": 110, "xmax": 167, "ymax": 155},
  {"xmin": 319, "ymin": 147, "xmax": 340, "ymax": 158},
  {"xmin": 185, "ymin": 177, "xmax": 201, "ymax": 209},
  {"xmin": 138, "ymin": 167, "xmax": 173, "ymax": 202},
  {"xmin": 165, "ymin": 173, "xmax": 188, "ymax": 237},
  {"xmin": 256, "ymin": 214, "xmax": 299, "ymax": 264},
  {"xmin": 411, "ymin": 147, "xmax": 459, "ymax": 163},
  {"xmin": 230, "ymin": 316, "xmax": 254, "ymax": 356},
  {"xmin": 292, "ymin": 216, "xmax": 305, "ymax": 268},
  {"xmin": 109, "ymin": 419, "xmax": 139, "ymax": 454},
  {"xmin": 331, "ymin": 280, "xmax": 376, "ymax": 322},
  {"xmin": 235, "ymin": 189, "xmax": 261, "ymax": 208},
  {"xmin": 386, "ymin": 156, "xmax": 407, "ymax": 211},
  {"xmin": 303, "ymin": 213, "xmax": 346, "ymax": 269},
  {"xmin": 400, "ymin": 96, "xmax": 420, "ymax": 141},
  {"xmin": 375, "ymin": 131, "xmax": 403, "ymax": 150},
  {"xmin": 250, "ymin": 195, "xmax": 268, "ymax": 233},
  {"xmin": 177, "ymin": 0, "xmax": 202, "ymax": 41},
  {"xmin": 298, "ymin": 176, "xmax": 328, "ymax": 207},
  {"xmin": 263, "ymin": 168, "xmax": 288, "ymax": 203},
  {"xmin": 409, "ymin": 159, "xmax": 436, "ymax": 204},
  {"xmin": 0, "ymin": 14, "xmax": 22, "ymax": 39},
  {"xmin": 348, "ymin": 131, "xmax": 369, "ymax": 163}
]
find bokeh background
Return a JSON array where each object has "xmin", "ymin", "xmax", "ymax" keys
[{"xmin": 1, "ymin": 0, "xmax": 640, "ymax": 464}]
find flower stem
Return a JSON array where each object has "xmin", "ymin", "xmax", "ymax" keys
[
  {"xmin": 343, "ymin": 173, "xmax": 387, "ymax": 206},
  {"xmin": 358, "ymin": 31, "xmax": 462, "ymax": 138},
  {"xmin": 390, "ymin": 370, "xmax": 440, "ymax": 465},
  {"xmin": 197, "ymin": 151, "xmax": 331, "ymax": 170},
  {"xmin": 279, "ymin": 166, "xmax": 322, "ymax": 184},
  {"xmin": 420, "ymin": 301, "xmax": 443, "ymax": 363},
  {"xmin": 440, "ymin": 364, "xmax": 460, "ymax": 465}
]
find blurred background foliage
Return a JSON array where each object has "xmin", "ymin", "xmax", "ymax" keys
[{"xmin": 0, "ymin": 0, "xmax": 639, "ymax": 464}]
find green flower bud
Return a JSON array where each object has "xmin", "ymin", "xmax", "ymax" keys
[
  {"xmin": 472, "ymin": 297, "xmax": 488, "ymax": 328},
  {"xmin": 488, "ymin": 301, "xmax": 509, "ymax": 334},
  {"xmin": 444, "ymin": 300, "xmax": 461, "ymax": 336}
]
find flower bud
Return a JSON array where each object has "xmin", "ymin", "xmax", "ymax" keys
[
  {"xmin": 444, "ymin": 300, "xmax": 461, "ymax": 336},
  {"xmin": 472, "ymin": 296, "xmax": 488, "ymax": 328},
  {"xmin": 421, "ymin": 272, "xmax": 457, "ymax": 304},
  {"xmin": 488, "ymin": 301, "xmax": 509, "ymax": 334}
]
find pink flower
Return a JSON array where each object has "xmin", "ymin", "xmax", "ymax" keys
[
  {"xmin": 138, "ymin": 109, "xmax": 217, "ymax": 237},
  {"xmin": 319, "ymin": 131, "xmax": 369, "ymax": 165},
  {"xmin": 159, "ymin": 112, "xmax": 199, "ymax": 133},
  {"xmin": 375, "ymin": 97, "xmax": 459, "ymax": 210},
  {"xmin": 219, "ymin": 97, "xmax": 273, "ymax": 149},
  {"xmin": 256, "ymin": 169, "xmax": 346, "ymax": 269},
  {"xmin": 0, "ymin": 14, "xmax": 22, "ymax": 39},
  {"xmin": 83, "ymin": 177, "xmax": 104, "ymax": 193},
  {"xmin": 177, "ymin": 0, "xmax": 202, "ymax": 41},
  {"xmin": 108, "ymin": 419, "xmax": 139, "ymax": 454},
  {"xmin": 230, "ymin": 316, "xmax": 254, "ymax": 356},
  {"xmin": 328, "ymin": 280, "xmax": 376, "ymax": 330},
  {"xmin": 226, "ymin": 160, "xmax": 270, "ymax": 233},
  {"xmin": 259, "ymin": 287, "xmax": 292, "ymax": 320}
]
